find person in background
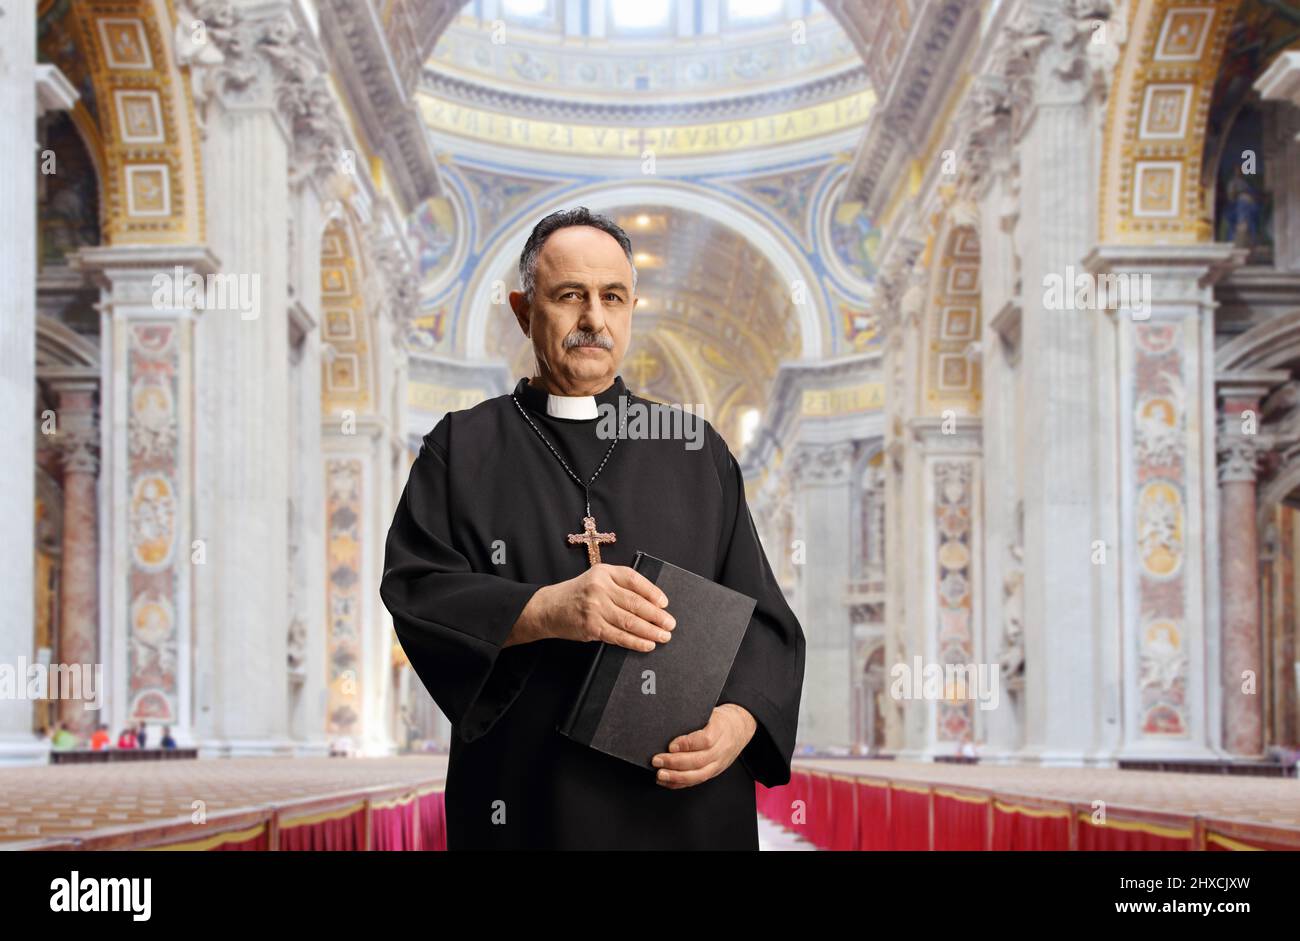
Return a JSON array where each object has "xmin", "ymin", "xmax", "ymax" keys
[
  {"xmin": 136, "ymin": 722, "xmax": 149, "ymax": 748},
  {"xmin": 89, "ymin": 723, "xmax": 110, "ymax": 750},
  {"xmin": 160, "ymin": 726, "xmax": 176, "ymax": 749},
  {"xmin": 51, "ymin": 722, "xmax": 79, "ymax": 750},
  {"xmin": 116, "ymin": 726, "xmax": 138, "ymax": 749}
]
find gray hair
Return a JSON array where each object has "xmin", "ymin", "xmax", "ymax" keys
[{"xmin": 518, "ymin": 206, "xmax": 638, "ymax": 303}]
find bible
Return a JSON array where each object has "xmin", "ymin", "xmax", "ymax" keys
[{"xmin": 557, "ymin": 550, "xmax": 758, "ymax": 770}]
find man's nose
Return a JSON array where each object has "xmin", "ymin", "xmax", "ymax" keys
[{"xmin": 577, "ymin": 300, "xmax": 608, "ymax": 333}]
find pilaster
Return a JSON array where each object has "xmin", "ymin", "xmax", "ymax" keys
[{"xmin": 1085, "ymin": 242, "xmax": 1245, "ymax": 759}]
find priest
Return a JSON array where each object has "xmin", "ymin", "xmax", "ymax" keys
[{"xmin": 380, "ymin": 207, "xmax": 806, "ymax": 849}]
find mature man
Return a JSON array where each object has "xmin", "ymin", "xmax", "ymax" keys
[{"xmin": 380, "ymin": 206, "xmax": 805, "ymax": 849}]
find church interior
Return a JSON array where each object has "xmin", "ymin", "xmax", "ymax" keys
[{"xmin": 4, "ymin": 0, "xmax": 1300, "ymax": 851}]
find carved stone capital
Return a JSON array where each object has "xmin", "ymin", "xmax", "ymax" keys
[
  {"xmin": 792, "ymin": 442, "xmax": 856, "ymax": 486},
  {"xmin": 61, "ymin": 431, "xmax": 100, "ymax": 476},
  {"xmin": 993, "ymin": 0, "xmax": 1117, "ymax": 131},
  {"xmin": 37, "ymin": 380, "xmax": 100, "ymax": 475},
  {"xmin": 952, "ymin": 74, "xmax": 1012, "ymax": 198},
  {"xmin": 47, "ymin": 411, "xmax": 100, "ymax": 476},
  {"xmin": 873, "ymin": 237, "xmax": 925, "ymax": 337},
  {"xmin": 179, "ymin": 1, "xmax": 350, "ymax": 183},
  {"xmin": 1218, "ymin": 433, "xmax": 1261, "ymax": 484},
  {"xmin": 366, "ymin": 222, "xmax": 421, "ymax": 325}
]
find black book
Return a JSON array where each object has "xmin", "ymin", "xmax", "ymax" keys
[{"xmin": 557, "ymin": 551, "xmax": 757, "ymax": 770}]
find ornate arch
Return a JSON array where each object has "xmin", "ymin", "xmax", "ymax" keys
[
  {"xmin": 920, "ymin": 222, "xmax": 982, "ymax": 417},
  {"xmin": 39, "ymin": 0, "xmax": 205, "ymax": 246},
  {"xmin": 631, "ymin": 331, "xmax": 712, "ymax": 411},
  {"xmin": 1216, "ymin": 308, "xmax": 1300, "ymax": 513},
  {"xmin": 36, "ymin": 317, "xmax": 101, "ymax": 369},
  {"xmin": 1099, "ymin": 0, "xmax": 1246, "ymax": 244},
  {"xmin": 1216, "ymin": 307, "xmax": 1300, "ymax": 372},
  {"xmin": 320, "ymin": 216, "xmax": 376, "ymax": 415}
]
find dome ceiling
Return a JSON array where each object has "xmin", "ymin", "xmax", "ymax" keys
[{"xmin": 422, "ymin": 0, "xmax": 867, "ymax": 114}]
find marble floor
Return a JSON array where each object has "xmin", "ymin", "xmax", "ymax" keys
[{"xmin": 757, "ymin": 813, "xmax": 817, "ymax": 850}]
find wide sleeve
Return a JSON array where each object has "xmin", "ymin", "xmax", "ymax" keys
[
  {"xmin": 712, "ymin": 440, "xmax": 806, "ymax": 787},
  {"xmin": 380, "ymin": 423, "xmax": 545, "ymax": 743}
]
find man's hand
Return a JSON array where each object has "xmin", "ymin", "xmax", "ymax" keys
[
  {"xmin": 652, "ymin": 704, "xmax": 756, "ymax": 789},
  {"xmin": 507, "ymin": 563, "xmax": 675, "ymax": 652}
]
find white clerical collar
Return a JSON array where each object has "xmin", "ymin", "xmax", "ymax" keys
[
  {"xmin": 514, "ymin": 375, "xmax": 627, "ymax": 419},
  {"xmin": 546, "ymin": 392, "xmax": 599, "ymax": 419}
]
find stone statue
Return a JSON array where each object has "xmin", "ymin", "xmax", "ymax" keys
[
  {"xmin": 287, "ymin": 616, "xmax": 306, "ymax": 677},
  {"xmin": 1224, "ymin": 168, "xmax": 1262, "ymax": 250},
  {"xmin": 998, "ymin": 544, "xmax": 1025, "ymax": 686}
]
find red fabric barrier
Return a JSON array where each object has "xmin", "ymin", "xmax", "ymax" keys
[
  {"xmin": 418, "ymin": 790, "xmax": 447, "ymax": 851},
  {"xmin": 1206, "ymin": 827, "xmax": 1300, "ymax": 851},
  {"xmin": 279, "ymin": 805, "xmax": 367, "ymax": 851},
  {"xmin": 991, "ymin": 801, "xmax": 1070, "ymax": 851},
  {"xmin": 765, "ymin": 767, "xmax": 1300, "ymax": 852},
  {"xmin": 786, "ymin": 770, "xmax": 812, "ymax": 836},
  {"xmin": 806, "ymin": 773, "xmax": 835, "ymax": 848},
  {"xmin": 933, "ymin": 790, "xmax": 990, "ymax": 851},
  {"xmin": 828, "ymin": 777, "xmax": 859, "ymax": 850},
  {"xmin": 1077, "ymin": 817, "xmax": 1192, "ymax": 851},
  {"xmin": 756, "ymin": 780, "xmax": 790, "ymax": 824},
  {"xmin": 213, "ymin": 829, "xmax": 270, "ymax": 851},
  {"xmin": 857, "ymin": 780, "xmax": 891, "ymax": 850},
  {"xmin": 757, "ymin": 778, "xmax": 815, "ymax": 843},
  {"xmin": 372, "ymin": 799, "xmax": 418, "ymax": 851},
  {"xmin": 789, "ymin": 770, "xmax": 809, "ymax": 820},
  {"xmin": 890, "ymin": 785, "xmax": 931, "ymax": 851}
]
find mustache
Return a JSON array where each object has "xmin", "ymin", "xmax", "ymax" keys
[{"xmin": 564, "ymin": 331, "xmax": 613, "ymax": 350}]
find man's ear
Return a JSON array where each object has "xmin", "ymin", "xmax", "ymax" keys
[{"xmin": 507, "ymin": 290, "xmax": 531, "ymax": 337}]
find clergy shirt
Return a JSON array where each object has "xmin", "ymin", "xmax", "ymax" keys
[
  {"xmin": 380, "ymin": 373, "xmax": 806, "ymax": 849},
  {"xmin": 540, "ymin": 382, "xmax": 600, "ymax": 420}
]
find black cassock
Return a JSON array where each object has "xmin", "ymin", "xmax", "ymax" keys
[{"xmin": 380, "ymin": 374, "xmax": 805, "ymax": 849}]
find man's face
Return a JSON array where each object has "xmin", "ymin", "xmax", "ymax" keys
[{"xmin": 509, "ymin": 225, "xmax": 635, "ymax": 395}]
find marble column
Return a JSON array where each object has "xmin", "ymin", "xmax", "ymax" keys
[
  {"xmin": 0, "ymin": 0, "xmax": 42, "ymax": 762},
  {"xmin": 188, "ymin": 0, "xmax": 364, "ymax": 756},
  {"xmin": 1014, "ymin": 55, "xmax": 1103, "ymax": 764},
  {"xmin": 195, "ymin": 98, "xmax": 292, "ymax": 756},
  {"xmin": 1085, "ymin": 244, "xmax": 1244, "ymax": 759},
  {"xmin": 371, "ymin": 316, "xmax": 401, "ymax": 756},
  {"xmin": 50, "ymin": 380, "xmax": 100, "ymax": 733},
  {"xmin": 286, "ymin": 175, "xmax": 328, "ymax": 755},
  {"xmin": 980, "ymin": 151, "xmax": 1026, "ymax": 759},
  {"xmin": 1216, "ymin": 373, "xmax": 1286, "ymax": 755},
  {"xmin": 78, "ymin": 245, "xmax": 217, "ymax": 748},
  {"xmin": 788, "ymin": 441, "xmax": 855, "ymax": 747},
  {"xmin": 909, "ymin": 417, "xmax": 982, "ymax": 758}
]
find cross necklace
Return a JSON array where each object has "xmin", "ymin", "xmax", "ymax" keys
[{"xmin": 511, "ymin": 389, "xmax": 627, "ymax": 567}]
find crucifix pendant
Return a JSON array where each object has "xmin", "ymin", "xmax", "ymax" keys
[{"xmin": 567, "ymin": 515, "xmax": 616, "ymax": 566}]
